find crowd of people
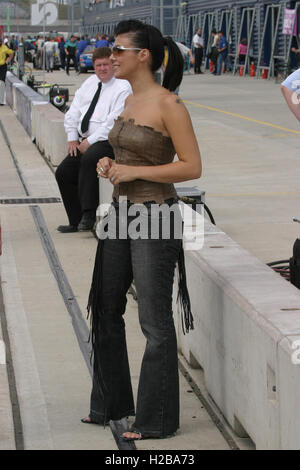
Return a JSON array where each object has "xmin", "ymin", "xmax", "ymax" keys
[
  {"xmin": 191, "ymin": 27, "xmax": 249, "ymax": 75},
  {"xmin": 0, "ymin": 29, "xmax": 247, "ymax": 78},
  {"xmin": 0, "ymin": 32, "xmax": 115, "ymax": 75},
  {"xmin": 4, "ymin": 26, "xmax": 300, "ymax": 80}
]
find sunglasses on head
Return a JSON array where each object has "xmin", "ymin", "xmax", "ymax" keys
[{"xmin": 112, "ymin": 45, "xmax": 142, "ymax": 54}]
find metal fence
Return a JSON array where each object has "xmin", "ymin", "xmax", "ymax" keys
[
  {"xmin": 81, "ymin": 0, "xmax": 300, "ymax": 79},
  {"xmin": 174, "ymin": 1, "xmax": 300, "ymax": 79}
]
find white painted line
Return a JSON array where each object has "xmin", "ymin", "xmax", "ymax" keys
[{"xmin": 0, "ymin": 340, "xmax": 6, "ymax": 364}]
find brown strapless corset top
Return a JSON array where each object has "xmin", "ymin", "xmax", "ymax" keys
[{"xmin": 108, "ymin": 117, "xmax": 178, "ymax": 204}]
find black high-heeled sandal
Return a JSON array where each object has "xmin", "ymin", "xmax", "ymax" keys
[{"xmin": 81, "ymin": 415, "xmax": 110, "ymax": 425}]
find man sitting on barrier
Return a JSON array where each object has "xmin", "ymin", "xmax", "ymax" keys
[{"xmin": 55, "ymin": 46, "xmax": 132, "ymax": 233}]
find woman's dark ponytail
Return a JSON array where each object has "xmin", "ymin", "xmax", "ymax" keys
[
  {"xmin": 162, "ymin": 36, "xmax": 184, "ymax": 92},
  {"xmin": 114, "ymin": 20, "xmax": 184, "ymax": 92}
]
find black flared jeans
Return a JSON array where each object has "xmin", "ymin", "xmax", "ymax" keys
[{"xmin": 88, "ymin": 199, "xmax": 189, "ymax": 437}]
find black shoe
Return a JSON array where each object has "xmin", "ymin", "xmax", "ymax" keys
[
  {"xmin": 81, "ymin": 415, "xmax": 110, "ymax": 426},
  {"xmin": 78, "ymin": 212, "xmax": 96, "ymax": 231},
  {"xmin": 57, "ymin": 224, "xmax": 78, "ymax": 233}
]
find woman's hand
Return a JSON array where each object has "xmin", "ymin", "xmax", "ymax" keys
[
  {"xmin": 107, "ymin": 162, "xmax": 138, "ymax": 185},
  {"xmin": 97, "ymin": 157, "xmax": 114, "ymax": 178}
]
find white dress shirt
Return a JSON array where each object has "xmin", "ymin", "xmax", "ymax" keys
[
  {"xmin": 192, "ymin": 34, "xmax": 204, "ymax": 49},
  {"xmin": 64, "ymin": 74, "xmax": 132, "ymax": 145}
]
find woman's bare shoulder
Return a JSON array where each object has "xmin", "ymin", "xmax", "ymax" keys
[
  {"xmin": 125, "ymin": 94, "xmax": 134, "ymax": 105},
  {"xmin": 160, "ymin": 92, "xmax": 189, "ymax": 122},
  {"xmin": 160, "ymin": 91, "xmax": 186, "ymax": 109}
]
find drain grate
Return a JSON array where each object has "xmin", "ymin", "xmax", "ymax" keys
[{"xmin": 0, "ymin": 197, "xmax": 61, "ymax": 205}]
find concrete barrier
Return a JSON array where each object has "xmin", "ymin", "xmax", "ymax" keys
[
  {"xmin": 5, "ymin": 72, "xmax": 66, "ymax": 166},
  {"xmin": 5, "ymin": 72, "xmax": 21, "ymax": 109},
  {"xmin": 6, "ymin": 72, "xmax": 48, "ymax": 137},
  {"xmin": 31, "ymin": 103, "xmax": 67, "ymax": 166},
  {"xmin": 15, "ymin": 85, "xmax": 48, "ymax": 137},
  {"xmin": 172, "ymin": 203, "xmax": 300, "ymax": 450}
]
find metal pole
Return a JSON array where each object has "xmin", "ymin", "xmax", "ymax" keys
[
  {"xmin": 160, "ymin": 0, "xmax": 163, "ymax": 34},
  {"xmin": 18, "ymin": 41, "xmax": 25, "ymax": 80},
  {"xmin": 71, "ymin": 0, "xmax": 74, "ymax": 35},
  {"xmin": 43, "ymin": 1, "xmax": 46, "ymax": 83}
]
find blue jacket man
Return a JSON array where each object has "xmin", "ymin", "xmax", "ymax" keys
[
  {"xmin": 76, "ymin": 36, "xmax": 89, "ymax": 63},
  {"xmin": 96, "ymin": 35, "xmax": 109, "ymax": 48},
  {"xmin": 216, "ymin": 31, "xmax": 228, "ymax": 75}
]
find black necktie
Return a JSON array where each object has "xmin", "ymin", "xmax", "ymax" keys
[{"xmin": 81, "ymin": 82, "xmax": 102, "ymax": 134}]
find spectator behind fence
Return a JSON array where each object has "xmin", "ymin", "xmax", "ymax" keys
[
  {"xmin": 0, "ymin": 37, "xmax": 13, "ymax": 105},
  {"xmin": 238, "ymin": 38, "xmax": 248, "ymax": 65},
  {"xmin": 55, "ymin": 47, "xmax": 132, "ymax": 233},
  {"xmin": 281, "ymin": 68, "xmax": 300, "ymax": 121}
]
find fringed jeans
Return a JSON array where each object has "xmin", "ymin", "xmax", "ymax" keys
[{"xmin": 87, "ymin": 199, "xmax": 193, "ymax": 438}]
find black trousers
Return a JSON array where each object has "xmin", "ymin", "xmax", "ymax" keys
[
  {"xmin": 0, "ymin": 64, "xmax": 7, "ymax": 82},
  {"xmin": 194, "ymin": 48, "xmax": 203, "ymax": 73},
  {"xmin": 88, "ymin": 200, "xmax": 189, "ymax": 436},
  {"xmin": 66, "ymin": 54, "xmax": 78, "ymax": 73},
  {"xmin": 55, "ymin": 140, "xmax": 114, "ymax": 226}
]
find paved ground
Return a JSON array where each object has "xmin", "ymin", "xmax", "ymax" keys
[{"xmin": 1, "ymin": 64, "xmax": 300, "ymax": 450}]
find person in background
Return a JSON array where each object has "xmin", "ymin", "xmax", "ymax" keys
[
  {"xmin": 0, "ymin": 37, "xmax": 13, "ymax": 105},
  {"xmin": 58, "ymin": 36, "xmax": 66, "ymax": 70},
  {"xmin": 210, "ymin": 29, "xmax": 219, "ymax": 74},
  {"xmin": 192, "ymin": 28, "xmax": 204, "ymax": 74},
  {"xmin": 65, "ymin": 35, "xmax": 78, "ymax": 75},
  {"xmin": 176, "ymin": 41, "xmax": 194, "ymax": 69},
  {"xmin": 108, "ymin": 35, "xmax": 115, "ymax": 48},
  {"xmin": 36, "ymin": 35, "xmax": 44, "ymax": 69},
  {"xmin": 10, "ymin": 35, "xmax": 17, "ymax": 52},
  {"xmin": 76, "ymin": 35, "xmax": 89, "ymax": 65},
  {"xmin": 291, "ymin": 35, "xmax": 300, "ymax": 69},
  {"xmin": 238, "ymin": 38, "xmax": 248, "ymax": 65},
  {"xmin": 216, "ymin": 31, "xmax": 228, "ymax": 75},
  {"xmin": 44, "ymin": 37, "xmax": 55, "ymax": 72},
  {"xmin": 96, "ymin": 33, "xmax": 109, "ymax": 48}
]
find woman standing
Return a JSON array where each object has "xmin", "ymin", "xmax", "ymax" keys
[
  {"xmin": 82, "ymin": 19, "xmax": 202, "ymax": 441},
  {"xmin": 238, "ymin": 38, "xmax": 248, "ymax": 65}
]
